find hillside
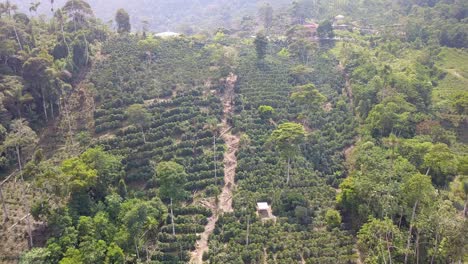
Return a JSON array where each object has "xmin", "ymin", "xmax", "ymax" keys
[{"xmin": 0, "ymin": 0, "xmax": 467, "ymax": 263}]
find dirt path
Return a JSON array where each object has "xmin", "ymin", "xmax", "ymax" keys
[{"xmin": 190, "ymin": 73, "xmax": 239, "ymax": 263}]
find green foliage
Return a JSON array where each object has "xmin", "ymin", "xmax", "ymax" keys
[
  {"xmin": 325, "ymin": 209, "xmax": 342, "ymax": 229},
  {"xmin": 258, "ymin": 105, "xmax": 275, "ymax": 119},
  {"xmin": 19, "ymin": 247, "xmax": 50, "ymax": 264},
  {"xmin": 4, "ymin": 1, "xmax": 466, "ymax": 262},
  {"xmin": 357, "ymin": 218, "xmax": 404, "ymax": 263},
  {"xmin": 254, "ymin": 32, "xmax": 268, "ymax": 61},
  {"xmin": 423, "ymin": 143, "xmax": 458, "ymax": 186},
  {"xmin": 366, "ymin": 96, "xmax": 417, "ymax": 138},
  {"xmin": 155, "ymin": 161, "xmax": 187, "ymax": 201},
  {"xmin": 61, "ymin": 156, "xmax": 97, "ymax": 191},
  {"xmin": 291, "ymin": 83, "xmax": 326, "ymax": 116},
  {"xmin": 269, "ymin": 122, "xmax": 305, "ymax": 159},
  {"xmin": 115, "ymin": 8, "xmax": 130, "ymax": 33},
  {"xmin": 317, "ymin": 20, "xmax": 334, "ymax": 39}
]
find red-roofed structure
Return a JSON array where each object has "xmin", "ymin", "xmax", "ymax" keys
[{"xmin": 303, "ymin": 23, "xmax": 319, "ymax": 38}]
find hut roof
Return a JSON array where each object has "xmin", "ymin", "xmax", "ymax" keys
[{"xmin": 257, "ymin": 202, "xmax": 269, "ymax": 210}]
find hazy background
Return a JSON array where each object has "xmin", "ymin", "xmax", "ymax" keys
[{"xmin": 13, "ymin": 0, "xmax": 292, "ymax": 32}]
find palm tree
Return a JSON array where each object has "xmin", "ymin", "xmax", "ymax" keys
[{"xmin": 0, "ymin": 1, "xmax": 23, "ymax": 50}]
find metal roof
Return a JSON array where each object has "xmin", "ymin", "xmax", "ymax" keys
[{"xmin": 257, "ymin": 202, "xmax": 269, "ymax": 210}]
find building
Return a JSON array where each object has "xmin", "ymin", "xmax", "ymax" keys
[
  {"xmin": 333, "ymin": 15, "xmax": 345, "ymax": 27},
  {"xmin": 256, "ymin": 202, "xmax": 276, "ymax": 223},
  {"xmin": 303, "ymin": 23, "xmax": 319, "ymax": 38},
  {"xmin": 154, "ymin": 32, "xmax": 181, "ymax": 38}
]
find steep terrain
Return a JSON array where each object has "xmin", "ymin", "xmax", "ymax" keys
[
  {"xmin": 1, "ymin": 0, "xmax": 467, "ymax": 263},
  {"xmin": 190, "ymin": 73, "xmax": 239, "ymax": 263}
]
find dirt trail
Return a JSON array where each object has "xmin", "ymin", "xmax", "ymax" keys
[{"xmin": 190, "ymin": 73, "xmax": 239, "ymax": 263}]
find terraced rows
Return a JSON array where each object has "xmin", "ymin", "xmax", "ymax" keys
[
  {"xmin": 97, "ymin": 90, "xmax": 225, "ymax": 262},
  {"xmin": 206, "ymin": 55, "xmax": 355, "ymax": 263}
]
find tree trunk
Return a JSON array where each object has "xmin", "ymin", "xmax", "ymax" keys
[
  {"xmin": 246, "ymin": 214, "xmax": 250, "ymax": 246},
  {"xmin": 415, "ymin": 230, "xmax": 420, "ymax": 264},
  {"xmin": 404, "ymin": 200, "xmax": 418, "ymax": 264},
  {"xmin": 430, "ymin": 233, "xmax": 439, "ymax": 264},
  {"xmin": 134, "ymin": 238, "xmax": 140, "ymax": 261},
  {"xmin": 63, "ymin": 98, "xmax": 74, "ymax": 146},
  {"xmin": 50, "ymin": 99, "xmax": 55, "ymax": 120},
  {"xmin": 41, "ymin": 88, "xmax": 48, "ymax": 122},
  {"xmin": 213, "ymin": 135, "xmax": 217, "ymax": 185},
  {"xmin": 0, "ymin": 186, "xmax": 8, "ymax": 223},
  {"xmin": 140, "ymin": 127, "xmax": 146, "ymax": 144},
  {"xmin": 60, "ymin": 23, "xmax": 71, "ymax": 57},
  {"xmin": 171, "ymin": 197, "xmax": 175, "ymax": 236},
  {"xmin": 12, "ymin": 22, "xmax": 23, "ymax": 50},
  {"xmin": 286, "ymin": 157, "xmax": 291, "ymax": 184},
  {"xmin": 15, "ymin": 145, "xmax": 23, "ymax": 182},
  {"xmin": 26, "ymin": 212, "xmax": 33, "ymax": 248},
  {"xmin": 463, "ymin": 199, "xmax": 467, "ymax": 219},
  {"xmin": 386, "ymin": 231, "xmax": 393, "ymax": 264}
]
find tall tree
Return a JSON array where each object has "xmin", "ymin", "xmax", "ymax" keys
[
  {"xmin": 401, "ymin": 173, "xmax": 436, "ymax": 264},
  {"xmin": 291, "ymin": 83, "xmax": 326, "ymax": 122},
  {"xmin": 3, "ymin": 119, "xmax": 38, "ymax": 247},
  {"xmin": 358, "ymin": 217, "xmax": 404, "ymax": 263},
  {"xmin": 121, "ymin": 198, "xmax": 166, "ymax": 261},
  {"xmin": 317, "ymin": 20, "xmax": 334, "ymax": 39},
  {"xmin": 115, "ymin": 8, "xmax": 130, "ymax": 33},
  {"xmin": 254, "ymin": 32, "xmax": 268, "ymax": 61},
  {"xmin": 0, "ymin": 1, "xmax": 23, "ymax": 50},
  {"xmin": 126, "ymin": 104, "xmax": 150, "ymax": 143},
  {"xmin": 3, "ymin": 119, "xmax": 38, "ymax": 182},
  {"xmin": 155, "ymin": 161, "xmax": 187, "ymax": 236},
  {"xmin": 423, "ymin": 143, "xmax": 458, "ymax": 186},
  {"xmin": 258, "ymin": 3, "xmax": 273, "ymax": 30},
  {"xmin": 22, "ymin": 56, "xmax": 54, "ymax": 122},
  {"xmin": 62, "ymin": 0, "xmax": 94, "ymax": 31},
  {"xmin": 269, "ymin": 122, "xmax": 306, "ymax": 184}
]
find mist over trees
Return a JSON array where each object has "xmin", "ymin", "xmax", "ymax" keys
[{"xmin": 14, "ymin": 0, "xmax": 293, "ymax": 32}]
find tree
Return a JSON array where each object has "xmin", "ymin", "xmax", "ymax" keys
[
  {"xmin": 155, "ymin": 161, "xmax": 187, "ymax": 201},
  {"xmin": 358, "ymin": 217, "xmax": 404, "ymax": 263},
  {"xmin": 105, "ymin": 242, "xmax": 125, "ymax": 264},
  {"xmin": 59, "ymin": 248, "xmax": 83, "ymax": 264},
  {"xmin": 80, "ymin": 147, "xmax": 123, "ymax": 199},
  {"xmin": 290, "ymin": 0, "xmax": 314, "ymax": 24},
  {"xmin": 258, "ymin": 3, "xmax": 273, "ymax": 30},
  {"xmin": 269, "ymin": 122, "xmax": 306, "ymax": 184},
  {"xmin": 401, "ymin": 173, "xmax": 436, "ymax": 264},
  {"xmin": 288, "ymin": 39, "xmax": 316, "ymax": 65},
  {"xmin": 62, "ymin": 0, "xmax": 94, "ymax": 31},
  {"xmin": 366, "ymin": 96, "xmax": 416, "ymax": 138},
  {"xmin": 19, "ymin": 247, "xmax": 50, "ymax": 264},
  {"xmin": 254, "ymin": 32, "xmax": 268, "ymax": 61},
  {"xmin": 317, "ymin": 20, "xmax": 334, "ymax": 39},
  {"xmin": 155, "ymin": 161, "xmax": 187, "ymax": 236},
  {"xmin": 325, "ymin": 209, "xmax": 342, "ymax": 229},
  {"xmin": 115, "ymin": 8, "xmax": 130, "ymax": 33},
  {"xmin": 258, "ymin": 105, "xmax": 274, "ymax": 119},
  {"xmin": 0, "ymin": 76, "xmax": 32, "ymax": 119},
  {"xmin": 121, "ymin": 198, "xmax": 166, "ymax": 261},
  {"xmin": 290, "ymin": 83, "xmax": 326, "ymax": 121},
  {"xmin": 3, "ymin": 119, "xmax": 38, "ymax": 181},
  {"xmin": 0, "ymin": 1, "xmax": 23, "ymax": 50},
  {"xmin": 423, "ymin": 143, "xmax": 458, "ymax": 186},
  {"xmin": 126, "ymin": 104, "xmax": 150, "ymax": 143}
]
